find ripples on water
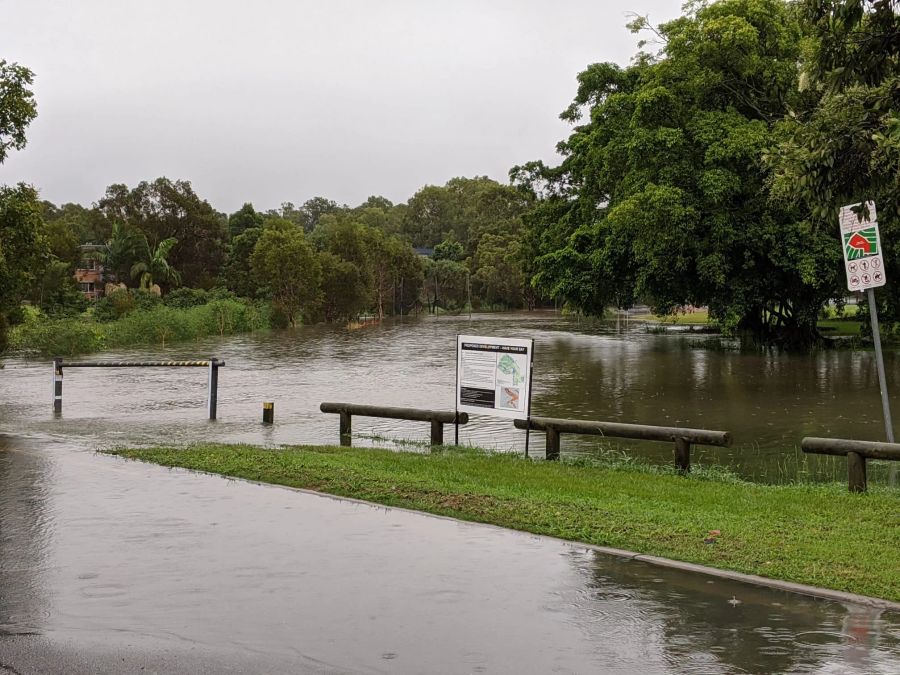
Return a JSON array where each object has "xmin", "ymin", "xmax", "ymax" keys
[{"xmin": 2, "ymin": 311, "xmax": 899, "ymax": 483}]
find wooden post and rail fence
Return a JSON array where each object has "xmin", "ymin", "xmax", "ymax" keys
[
  {"xmin": 318, "ymin": 404, "xmax": 900, "ymax": 491},
  {"xmin": 802, "ymin": 437, "xmax": 900, "ymax": 493},
  {"xmin": 319, "ymin": 402, "xmax": 469, "ymax": 446},
  {"xmin": 514, "ymin": 416, "xmax": 732, "ymax": 472}
]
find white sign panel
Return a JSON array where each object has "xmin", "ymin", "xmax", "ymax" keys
[
  {"xmin": 839, "ymin": 201, "xmax": 886, "ymax": 292},
  {"xmin": 457, "ymin": 335, "xmax": 533, "ymax": 420}
]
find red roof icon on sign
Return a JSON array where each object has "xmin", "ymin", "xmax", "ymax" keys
[{"xmin": 848, "ymin": 232, "xmax": 872, "ymax": 253}]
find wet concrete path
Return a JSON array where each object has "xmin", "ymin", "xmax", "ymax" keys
[{"xmin": 1, "ymin": 436, "xmax": 899, "ymax": 674}]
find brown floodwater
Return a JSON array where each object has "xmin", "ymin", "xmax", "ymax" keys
[
  {"xmin": 2, "ymin": 310, "xmax": 899, "ymax": 482},
  {"xmin": 1, "ymin": 312, "xmax": 899, "ymax": 672}
]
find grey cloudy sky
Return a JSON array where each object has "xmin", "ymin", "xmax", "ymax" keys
[{"xmin": 1, "ymin": 0, "xmax": 681, "ymax": 213}]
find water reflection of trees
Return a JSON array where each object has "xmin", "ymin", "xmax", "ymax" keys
[
  {"xmin": 532, "ymin": 323, "xmax": 900, "ymax": 482},
  {"xmin": 563, "ymin": 549, "xmax": 898, "ymax": 674}
]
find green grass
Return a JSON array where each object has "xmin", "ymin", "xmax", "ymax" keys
[
  {"xmin": 107, "ymin": 443, "xmax": 900, "ymax": 602},
  {"xmin": 817, "ymin": 319, "xmax": 863, "ymax": 336},
  {"xmin": 634, "ymin": 310, "xmax": 711, "ymax": 325}
]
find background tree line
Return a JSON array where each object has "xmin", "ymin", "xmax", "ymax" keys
[
  {"xmin": 3, "ymin": 0, "xmax": 898, "ymax": 351},
  {"xmin": 511, "ymin": 0, "xmax": 900, "ymax": 348},
  {"xmin": 1, "ymin": 151, "xmax": 535, "ymax": 347}
]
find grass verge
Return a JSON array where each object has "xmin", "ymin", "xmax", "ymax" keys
[{"xmin": 107, "ymin": 443, "xmax": 900, "ymax": 602}]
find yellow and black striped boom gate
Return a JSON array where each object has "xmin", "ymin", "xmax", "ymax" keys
[{"xmin": 51, "ymin": 358, "xmax": 225, "ymax": 419}]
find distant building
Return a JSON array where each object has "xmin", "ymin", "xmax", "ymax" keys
[
  {"xmin": 413, "ymin": 247, "xmax": 434, "ymax": 258},
  {"xmin": 74, "ymin": 244, "xmax": 108, "ymax": 301}
]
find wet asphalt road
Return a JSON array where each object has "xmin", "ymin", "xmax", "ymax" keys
[{"xmin": 2, "ymin": 436, "xmax": 899, "ymax": 674}]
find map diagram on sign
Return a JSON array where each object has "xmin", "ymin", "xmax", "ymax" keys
[{"xmin": 497, "ymin": 354, "xmax": 524, "ymax": 386}]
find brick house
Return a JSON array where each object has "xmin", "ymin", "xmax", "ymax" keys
[{"xmin": 73, "ymin": 244, "xmax": 108, "ymax": 301}]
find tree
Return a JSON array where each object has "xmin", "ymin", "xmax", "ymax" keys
[
  {"xmin": 0, "ymin": 184, "xmax": 48, "ymax": 345},
  {"xmin": 102, "ymin": 222, "xmax": 141, "ymax": 283},
  {"xmin": 472, "ymin": 234, "xmax": 525, "ymax": 308},
  {"xmin": 97, "ymin": 178, "xmax": 227, "ymax": 288},
  {"xmin": 0, "ymin": 60, "xmax": 37, "ymax": 164},
  {"xmin": 250, "ymin": 227, "xmax": 321, "ymax": 326},
  {"xmin": 223, "ymin": 226, "xmax": 263, "ymax": 297},
  {"xmin": 403, "ymin": 185, "xmax": 458, "ymax": 248},
  {"xmin": 130, "ymin": 235, "xmax": 181, "ymax": 291},
  {"xmin": 30, "ymin": 259, "xmax": 87, "ymax": 317},
  {"xmin": 515, "ymin": 0, "xmax": 836, "ymax": 347},
  {"xmin": 317, "ymin": 251, "xmax": 369, "ymax": 322},
  {"xmin": 425, "ymin": 258, "xmax": 468, "ymax": 312},
  {"xmin": 228, "ymin": 202, "xmax": 264, "ymax": 238},
  {"xmin": 43, "ymin": 218, "xmax": 80, "ymax": 265},
  {"xmin": 772, "ymin": 1, "xmax": 900, "ymax": 323},
  {"xmin": 433, "ymin": 235, "xmax": 465, "ymax": 262}
]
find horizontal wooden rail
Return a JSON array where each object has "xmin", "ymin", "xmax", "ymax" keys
[
  {"xmin": 802, "ymin": 437, "xmax": 900, "ymax": 492},
  {"xmin": 514, "ymin": 415, "xmax": 731, "ymax": 471},
  {"xmin": 320, "ymin": 402, "xmax": 469, "ymax": 447}
]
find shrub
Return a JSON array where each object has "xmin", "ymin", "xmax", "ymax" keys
[
  {"xmin": 164, "ymin": 287, "xmax": 209, "ymax": 309},
  {"xmin": 9, "ymin": 315, "xmax": 103, "ymax": 356},
  {"xmin": 132, "ymin": 289, "xmax": 162, "ymax": 312},
  {"xmin": 93, "ymin": 288, "xmax": 136, "ymax": 322}
]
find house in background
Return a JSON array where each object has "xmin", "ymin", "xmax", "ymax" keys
[{"xmin": 74, "ymin": 244, "xmax": 108, "ymax": 301}]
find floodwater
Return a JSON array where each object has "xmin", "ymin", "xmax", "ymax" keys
[
  {"xmin": 1, "ymin": 312, "xmax": 899, "ymax": 672},
  {"xmin": 1, "ymin": 437, "xmax": 898, "ymax": 674},
  {"xmin": 2, "ymin": 311, "xmax": 900, "ymax": 482}
]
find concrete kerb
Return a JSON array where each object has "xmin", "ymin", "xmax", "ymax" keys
[{"xmin": 105, "ymin": 453, "xmax": 900, "ymax": 613}]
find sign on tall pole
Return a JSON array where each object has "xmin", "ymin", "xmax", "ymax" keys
[{"xmin": 839, "ymin": 201, "xmax": 894, "ymax": 445}]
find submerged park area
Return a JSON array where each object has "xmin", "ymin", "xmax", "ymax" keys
[{"xmin": 3, "ymin": 0, "xmax": 900, "ymax": 671}]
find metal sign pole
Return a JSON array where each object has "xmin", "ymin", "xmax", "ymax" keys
[
  {"xmin": 524, "ymin": 339, "xmax": 535, "ymax": 459},
  {"xmin": 454, "ymin": 335, "xmax": 460, "ymax": 446},
  {"xmin": 867, "ymin": 288, "xmax": 895, "ymax": 444}
]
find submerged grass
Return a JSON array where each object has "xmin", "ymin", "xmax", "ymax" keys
[{"xmin": 108, "ymin": 443, "xmax": 900, "ymax": 602}]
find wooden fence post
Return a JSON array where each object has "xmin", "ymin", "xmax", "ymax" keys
[
  {"xmin": 545, "ymin": 426, "xmax": 561, "ymax": 460},
  {"xmin": 339, "ymin": 411, "xmax": 352, "ymax": 446},
  {"xmin": 847, "ymin": 451, "xmax": 867, "ymax": 493},
  {"xmin": 430, "ymin": 420, "xmax": 443, "ymax": 446},
  {"xmin": 675, "ymin": 437, "xmax": 691, "ymax": 473}
]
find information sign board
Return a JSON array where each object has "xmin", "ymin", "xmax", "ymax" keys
[
  {"xmin": 456, "ymin": 335, "xmax": 533, "ymax": 420},
  {"xmin": 840, "ymin": 201, "xmax": 886, "ymax": 292}
]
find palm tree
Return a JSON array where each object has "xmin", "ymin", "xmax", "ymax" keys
[
  {"xmin": 130, "ymin": 235, "xmax": 181, "ymax": 291},
  {"xmin": 102, "ymin": 222, "xmax": 141, "ymax": 282}
]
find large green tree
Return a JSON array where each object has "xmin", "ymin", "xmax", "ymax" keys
[
  {"xmin": 515, "ymin": 0, "xmax": 837, "ymax": 346},
  {"xmin": 97, "ymin": 178, "xmax": 227, "ymax": 288},
  {"xmin": 773, "ymin": 0, "xmax": 900, "ymax": 322},
  {"xmin": 0, "ymin": 60, "xmax": 37, "ymax": 164},
  {"xmin": 250, "ymin": 227, "xmax": 321, "ymax": 327},
  {"xmin": 0, "ymin": 184, "xmax": 48, "ymax": 345}
]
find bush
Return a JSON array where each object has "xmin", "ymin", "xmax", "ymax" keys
[
  {"xmin": 6, "ymin": 298, "xmax": 271, "ymax": 356},
  {"xmin": 9, "ymin": 314, "xmax": 104, "ymax": 356},
  {"xmin": 93, "ymin": 288, "xmax": 136, "ymax": 322},
  {"xmin": 163, "ymin": 287, "xmax": 209, "ymax": 309},
  {"xmin": 132, "ymin": 288, "xmax": 162, "ymax": 312}
]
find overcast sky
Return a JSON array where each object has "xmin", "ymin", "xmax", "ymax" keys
[{"xmin": 0, "ymin": 0, "xmax": 681, "ymax": 213}]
